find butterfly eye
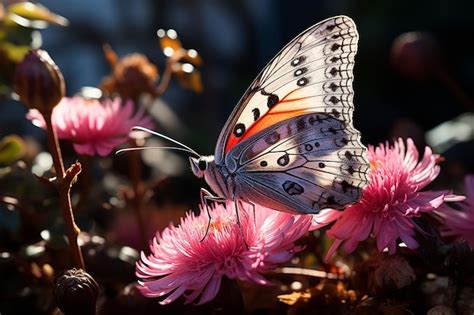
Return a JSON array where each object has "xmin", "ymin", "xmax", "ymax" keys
[{"xmin": 198, "ymin": 159, "xmax": 207, "ymax": 171}]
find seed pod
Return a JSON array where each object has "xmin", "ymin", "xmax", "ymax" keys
[{"xmin": 53, "ymin": 268, "xmax": 99, "ymax": 315}]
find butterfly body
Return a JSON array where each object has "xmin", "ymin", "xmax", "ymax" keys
[{"xmin": 190, "ymin": 16, "xmax": 369, "ymax": 215}]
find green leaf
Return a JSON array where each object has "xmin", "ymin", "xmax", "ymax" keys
[
  {"xmin": 0, "ymin": 135, "xmax": 25, "ymax": 166},
  {"xmin": 0, "ymin": 42, "xmax": 30, "ymax": 62}
]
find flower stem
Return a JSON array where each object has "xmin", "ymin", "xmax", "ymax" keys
[
  {"xmin": 44, "ymin": 112, "xmax": 85, "ymax": 269},
  {"xmin": 44, "ymin": 112, "xmax": 65, "ymax": 176}
]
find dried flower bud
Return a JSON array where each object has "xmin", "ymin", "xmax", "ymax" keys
[
  {"xmin": 427, "ymin": 305, "xmax": 456, "ymax": 315},
  {"xmin": 369, "ymin": 255, "xmax": 416, "ymax": 294},
  {"xmin": 53, "ymin": 268, "xmax": 99, "ymax": 315},
  {"xmin": 100, "ymin": 50, "xmax": 159, "ymax": 101},
  {"xmin": 391, "ymin": 31, "xmax": 442, "ymax": 80},
  {"xmin": 13, "ymin": 49, "xmax": 65, "ymax": 114}
]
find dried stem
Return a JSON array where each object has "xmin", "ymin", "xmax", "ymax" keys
[
  {"xmin": 155, "ymin": 58, "xmax": 174, "ymax": 98},
  {"xmin": 274, "ymin": 267, "xmax": 347, "ymax": 280},
  {"xmin": 44, "ymin": 112, "xmax": 85, "ymax": 269},
  {"xmin": 129, "ymin": 138, "xmax": 148, "ymax": 250}
]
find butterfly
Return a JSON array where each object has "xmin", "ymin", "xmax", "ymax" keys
[{"xmin": 127, "ymin": 16, "xmax": 369, "ymax": 227}]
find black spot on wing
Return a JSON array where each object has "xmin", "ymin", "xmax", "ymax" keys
[
  {"xmin": 267, "ymin": 94, "xmax": 279, "ymax": 108},
  {"xmin": 277, "ymin": 154, "xmax": 290, "ymax": 166},
  {"xmin": 283, "ymin": 181, "xmax": 304, "ymax": 195},
  {"xmin": 252, "ymin": 108, "xmax": 260, "ymax": 121},
  {"xmin": 233, "ymin": 123, "xmax": 245, "ymax": 137}
]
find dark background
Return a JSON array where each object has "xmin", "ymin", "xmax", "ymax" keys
[{"xmin": 3, "ymin": 0, "xmax": 474, "ymax": 175}]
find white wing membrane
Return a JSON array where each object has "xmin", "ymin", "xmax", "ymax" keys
[
  {"xmin": 230, "ymin": 113, "xmax": 368, "ymax": 214},
  {"xmin": 215, "ymin": 16, "xmax": 359, "ymax": 163}
]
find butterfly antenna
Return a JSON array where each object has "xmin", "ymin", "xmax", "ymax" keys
[
  {"xmin": 116, "ymin": 146, "xmax": 200, "ymax": 157},
  {"xmin": 132, "ymin": 126, "xmax": 201, "ymax": 157}
]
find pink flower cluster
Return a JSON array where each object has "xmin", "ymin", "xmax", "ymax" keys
[
  {"xmin": 136, "ymin": 201, "xmax": 312, "ymax": 305},
  {"xmin": 136, "ymin": 137, "xmax": 467, "ymax": 305},
  {"xmin": 27, "ymin": 97, "xmax": 153, "ymax": 156},
  {"xmin": 311, "ymin": 138, "xmax": 462, "ymax": 260}
]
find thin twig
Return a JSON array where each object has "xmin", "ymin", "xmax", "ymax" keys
[
  {"xmin": 44, "ymin": 112, "xmax": 85, "ymax": 269},
  {"xmin": 274, "ymin": 267, "xmax": 347, "ymax": 280},
  {"xmin": 154, "ymin": 58, "xmax": 174, "ymax": 98}
]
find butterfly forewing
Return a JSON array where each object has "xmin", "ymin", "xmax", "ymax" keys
[
  {"xmin": 215, "ymin": 16, "xmax": 359, "ymax": 164},
  {"xmin": 227, "ymin": 113, "xmax": 368, "ymax": 214},
  {"xmin": 210, "ymin": 15, "xmax": 369, "ymax": 214}
]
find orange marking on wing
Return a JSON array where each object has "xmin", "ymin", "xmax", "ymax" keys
[
  {"xmin": 280, "ymin": 89, "xmax": 303, "ymax": 102},
  {"xmin": 224, "ymin": 89, "xmax": 314, "ymax": 154}
]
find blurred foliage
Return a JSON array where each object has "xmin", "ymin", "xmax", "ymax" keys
[
  {"xmin": 0, "ymin": 135, "xmax": 25, "ymax": 166},
  {"xmin": 0, "ymin": 1, "xmax": 67, "ymax": 95}
]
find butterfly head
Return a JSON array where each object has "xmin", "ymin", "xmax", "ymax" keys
[{"xmin": 189, "ymin": 156, "xmax": 214, "ymax": 178}]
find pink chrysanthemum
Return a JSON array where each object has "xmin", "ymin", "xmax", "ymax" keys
[
  {"xmin": 436, "ymin": 175, "xmax": 474, "ymax": 247},
  {"xmin": 27, "ymin": 96, "xmax": 153, "ymax": 156},
  {"xmin": 311, "ymin": 138, "xmax": 462, "ymax": 260},
  {"xmin": 136, "ymin": 201, "xmax": 312, "ymax": 305}
]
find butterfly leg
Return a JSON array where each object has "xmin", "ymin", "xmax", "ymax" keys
[
  {"xmin": 250, "ymin": 202, "xmax": 257, "ymax": 228},
  {"xmin": 200, "ymin": 188, "xmax": 225, "ymax": 242},
  {"xmin": 233, "ymin": 197, "xmax": 249, "ymax": 249}
]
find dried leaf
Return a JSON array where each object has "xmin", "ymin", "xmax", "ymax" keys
[
  {"xmin": 173, "ymin": 63, "xmax": 203, "ymax": 93},
  {"xmin": 181, "ymin": 49, "xmax": 203, "ymax": 67},
  {"xmin": 278, "ymin": 290, "xmax": 311, "ymax": 305},
  {"xmin": 102, "ymin": 44, "xmax": 118, "ymax": 68},
  {"xmin": 157, "ymin": 29, "xmax": 182, "ymax": 57}
]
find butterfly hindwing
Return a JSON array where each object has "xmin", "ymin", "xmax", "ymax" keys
[
  {"xmin": 215, "ymin": 16, "xmax": 359, "ymax": 164},
  {"xmin": 228, "ymin": 112, "xmax": 368, "ymax": 214}
]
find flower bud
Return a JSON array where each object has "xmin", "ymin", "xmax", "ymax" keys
[
  {"xmin": 53, "ymin": 268, "xmax": 99, "ymax": 315},
  {"xmin": 13, "ymin": 49, "xmax": 65, "ymax": 114},
  {"xmin": 391, "ymin": 31, "xmax": 442, "ymax": 80}
]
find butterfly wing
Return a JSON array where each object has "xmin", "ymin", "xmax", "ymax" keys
[
  {"xmin": 215, "ymin": 15, "xmax": 360, "ymax": 165},
  {"xmin": 227, "ymin": 112, "xmax": 368, "ymax": 214}
]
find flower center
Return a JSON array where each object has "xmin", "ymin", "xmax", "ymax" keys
[
  {"xmin": 84, "ymin": 99, "xmax": 97, "ymax": 106},
  {"xmin": 370, "ymin": 159, "xmax": 382, "ymax": 171},
  {"xmin": 208, "ymin": 216, "xmax": 235, "ymax": 234}
]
